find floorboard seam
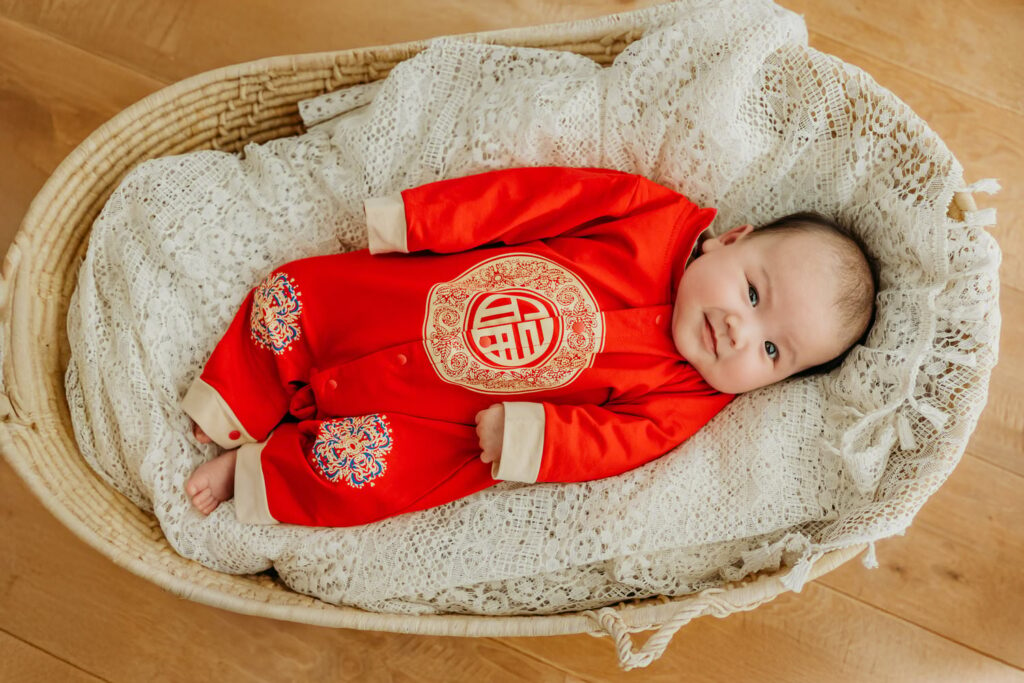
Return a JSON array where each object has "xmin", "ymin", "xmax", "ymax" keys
[
  {"xmin": 0, "ymin": 624, "xmax": 113, "ymax": 682},
  {"xmin": 0, "ymin": 12, "xmax": 171, "ymax": 88},
  {"xmin": 964, "ymin": 452, "xmax": 1024, "ymax": 479},
  {"xmin": 815, "ymin": 582, "xmax": 1024, "ymax": 671},
  {"xmin": 492, "ymin": 635, "xmax": 616, "ymax": 681},
  {"xmin": 805, "ymin": 28, "xmax": 1023, "ymax": 117}
]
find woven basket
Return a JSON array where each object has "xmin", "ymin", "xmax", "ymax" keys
[{"xmin": 0, "ymin": 10, "xmax": 979, "ymax": 670}]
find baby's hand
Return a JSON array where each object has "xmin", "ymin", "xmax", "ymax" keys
[
  {"xmin": 475, "ymin": 404, "xmax": 505, "ymax": 468},
  {"xmin": 192, "ymin": 421, "xmax": 213, "ymax": 444}
]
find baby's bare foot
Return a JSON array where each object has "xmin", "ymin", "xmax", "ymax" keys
[
  {"xmin": 185, "ymin": 450, "xmax": 237, "ymax": 515},
  {"xmin": 193, "ymin": 422, "xmax": 213, "ymax": 444}
]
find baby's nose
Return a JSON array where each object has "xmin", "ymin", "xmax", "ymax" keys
[{"xmin": 724, "ymin": 313, "xmax": 750, "ymax": 349}]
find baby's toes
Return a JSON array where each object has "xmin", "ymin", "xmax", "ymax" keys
[
  {"xmin": 185, "ymin": 478, "xmax": 203, "ymax": 498},
  {"xmin": 191, "ymin": 489, "xmax": 213, "ymax": 510}
]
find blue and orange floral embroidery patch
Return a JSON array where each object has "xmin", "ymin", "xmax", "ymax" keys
[
  {"xmin": 307, "ymin": 415, "xmax": 392, "ymax": 488},
  {"xmin": 250, "ymin": 271, "xmax": 303, "ymax": 355}
]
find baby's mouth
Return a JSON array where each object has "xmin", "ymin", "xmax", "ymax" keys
[{"xmin": 704, "ymin": 315, "xmax": 717, "ymax": 356}]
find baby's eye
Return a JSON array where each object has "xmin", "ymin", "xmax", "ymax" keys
[
  {"xmin": 748, "ymin": 284, "xmax": 759, "ymax": 307},
  {"xmin": 765, "ymin": 341, "xmax": 778, "ymax": 360}
]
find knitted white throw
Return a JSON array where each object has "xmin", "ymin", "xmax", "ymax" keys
[{"xmin": 65, "ymin": 0, "xmax": 1000, "ymax": 615}]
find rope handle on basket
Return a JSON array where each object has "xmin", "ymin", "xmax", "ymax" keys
[
  {"xmin": 0, "ymin": 241, "xmax": 17, "ymax": 316},
  {"xmin": 583, "ymin": 597, "xmax": 717, "ymax": 671},
  {"xmin": 0, "ymin": 242, "xmax": 22, "ymax": 421}
]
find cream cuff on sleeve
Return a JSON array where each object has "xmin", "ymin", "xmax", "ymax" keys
[
  {"xmin": 234, "ymin": 442, "xmax": 278, "ymax": 525},
  {"xmin": 181, "ymin": 377, "xmax": 254, "ymax": 450},
  {"xmin": 364, "ymin": 194, "xmax": 409, "ymax": 254},
  {"xmin": 492, "ymin": 402, "xmax": 546, "ymax": 483}
]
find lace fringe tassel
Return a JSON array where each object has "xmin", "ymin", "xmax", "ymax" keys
[
  {"xmin": 779, "ymin": 551, "xmax": 824, "ymax": 593},
  {"xmin": 964, "ymin": 208, "xmax": 997, "ymax": 229},
  {"xmin": 896, "ymin": 412, "xmax": 917, "ymax": 451},
  {"xmin": 940, "ymin": 350, "xmax": 978, "ymax": 368},
  {"xmin": 958, "ymin": 178, "xmax": 1001, "ymax": 195},
  {"xmin": 861, "ymin": 542, "xmax": 879, "ymax": 569}
]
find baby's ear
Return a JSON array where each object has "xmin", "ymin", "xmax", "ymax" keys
[{"xmin": 702, "ymin": 224, "xmax": 754, "ymax": 252}]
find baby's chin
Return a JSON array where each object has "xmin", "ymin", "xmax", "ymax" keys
[
  {"xmin": 675, "ymin": 343, "xmax": 722, "ymax": 390},
  {"xmin": 694, "ymin": 367, "xmax": 732, "ymax": 394},
  {"xmin": 685, "ymin": 358, "xmax": 747, "ymax": 394}
]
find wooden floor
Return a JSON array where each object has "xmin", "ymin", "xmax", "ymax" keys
[{"xmin": 1, "ymin": 1, "xmax": 1022, "ymax": 681}]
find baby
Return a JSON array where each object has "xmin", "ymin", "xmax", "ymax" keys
[{"xmin": 183, "ymin": 166, "xmax": 876, "ymax": 526}]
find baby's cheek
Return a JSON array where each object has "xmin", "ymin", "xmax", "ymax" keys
[
  {"xmin": 742, "ymin": 359, "xmax": 778, "ymax": 392},
  {"xmin": 711, "ymin": 357, "xmax": 753, "ymax": 394}
]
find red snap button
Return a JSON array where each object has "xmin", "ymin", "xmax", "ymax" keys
[
  {"xmin": 655, "ymin": 314, "xmax": 664, "ymax": 325},
  {"xmin": 327, "ymin": 379, "xmax": 338, "ymax": 390},
  {"xmin": 228, "ymin": 430, "xmax": 241, "ymax": 440},
  {"xmin": 397, "ymin": 353, "xmax": 408, "ymax": 365},
  {"xmin": 572, "ymin": 320, "xmax": 587, "ymax": 334}
]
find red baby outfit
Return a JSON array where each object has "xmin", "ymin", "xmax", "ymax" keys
[{"xmin": 182, "ymin": 167, "xmax": 735, "ymax": 527}]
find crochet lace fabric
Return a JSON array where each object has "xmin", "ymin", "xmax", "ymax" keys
[{"xmin": 64, "ymin": 0, "xmax": 1000, "ymax": 615}]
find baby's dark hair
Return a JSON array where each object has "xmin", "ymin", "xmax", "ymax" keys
[{"xmin": 749, "ymin": 211, "xmax": 879, "ymax": 378}]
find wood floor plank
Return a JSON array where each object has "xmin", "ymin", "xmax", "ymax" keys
[
  {"xmin": 0, "ymin": 14, "xmax": 164, "ymax": 251},
  {"xmin": 0, "ymin": 458, "xmax": 576, "ymax": 683},
  {"xmin": 0, "ymin": 630, "xmax": 106, "ymax": 683},
  {"xmin": 500, "ymin": 583, "xmax": 1024, "ymax": 682},
  {"xmin": 778, "ymin": 0, "xmax": 1024, "ymax": 113},
  {"xmin": 818, "ymin": 454, "xmax": 1024, "ymax": 668},
  {"xmin": 969, "ymin": 285, "xmax": 1024, "ymax": 474}
]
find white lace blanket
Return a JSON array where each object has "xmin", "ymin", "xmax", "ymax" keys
[{"xmin": 65, "ymin": 0, "xmax": 1000, "ymax": 615}]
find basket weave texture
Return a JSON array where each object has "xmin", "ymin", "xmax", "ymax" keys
[{"xmin": 2, "ymin": 7, "xmax": 979, "ymax": 666}]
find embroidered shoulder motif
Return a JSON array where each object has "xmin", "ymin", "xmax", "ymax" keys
[
  {"xmin": 307, "ymin": 415, "xmax": 392, "ymax": 488},
  {"xmin": 250, "ymin": 271, "xmax": 303, "ymax": 355}
]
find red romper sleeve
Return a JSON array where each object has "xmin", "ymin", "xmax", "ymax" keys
[
  {"xmin": 364, "ymin": 166, "xmax": 688, "ymax": 253},
  {"xmin": 498, "ymin": 376, "xmax": 735, "ymax": 483},
  {"xmin": 181, "ymin": 268, "xmax": 316, "ymax": 450}
]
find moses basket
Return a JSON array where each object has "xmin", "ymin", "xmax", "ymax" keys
[{"xmin": 0, "ymin": 5, "xmax": 999, "ymax": 671}]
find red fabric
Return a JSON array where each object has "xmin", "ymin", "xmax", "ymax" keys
[
  {"xmin": 257, "ymin": 420, "xmax": 494, "ymax": 528},
  {"xmin": 192, "ymin": 167, "xmax": 734, "ymax": 526}
]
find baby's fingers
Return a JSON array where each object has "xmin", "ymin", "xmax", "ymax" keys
[{"xmin": 193, "ymin": 422, "xmax": 212, "ymax": 444}]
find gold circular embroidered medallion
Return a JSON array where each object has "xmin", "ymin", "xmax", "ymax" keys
[{"xmin": 423, "ymin": 253, "xmax": 605, "ymax": 394}]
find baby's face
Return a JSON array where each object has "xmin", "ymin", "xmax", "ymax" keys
[{"xmin": 671, "ymin": 225, "xmax": 850, "ymax": 394}]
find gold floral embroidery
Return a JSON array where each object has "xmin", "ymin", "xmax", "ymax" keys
[{"xmin": 423, "ymin": 253, "xmax": 604, "ymax": 394}]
